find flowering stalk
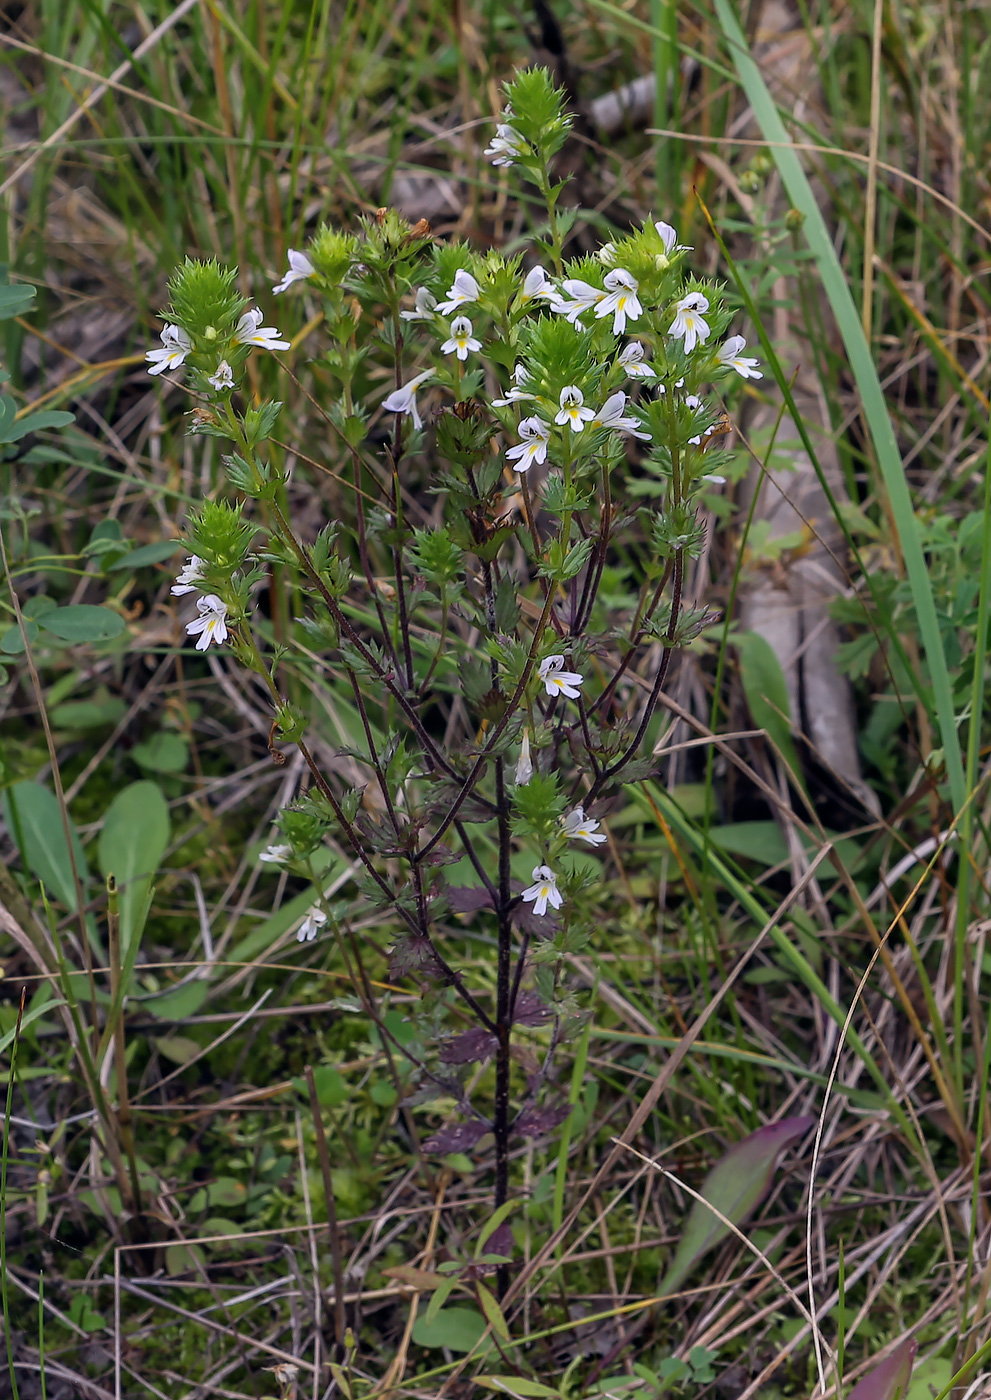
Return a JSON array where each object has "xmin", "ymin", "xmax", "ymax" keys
[{"xmin": 147, "ymin": 69, "xmax": 759, "ymax": 1252}]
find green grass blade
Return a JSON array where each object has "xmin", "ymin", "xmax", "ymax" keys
[{"xmin": 711, "ymin": 0, "xmax": 965, "ymax": 816}]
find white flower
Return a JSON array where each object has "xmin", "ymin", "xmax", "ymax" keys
[
  {"xmin": 654, "ymin": 220, "xmax": 692, "ymax": 266},
  {"xmin": 592, "ymin": 391, "xmax": 651, "ymax": 441},
  {"xmin": 493, "ymin": 363, "xmax": 537, "ymax": 407},
  {"xmin": 400, "ymin": 286, "xmax": 438, "ymax": 321},
  {"xmin": 506, "ymin": 415, "xmax": 550, "ymax": 472},
  {"xmin": 519, "ymin": 265, "xmax": 557, "ymax": 302},
  {"xmin": 185, "ymin": 594, "xmax": 229, "ymax": 651},
  {"xmin": 717, "ymin": 334, "xmax": 763, "ymax": 380},
  {"xmin": 382, "ymin": 368, "xmax": 435, "ymax": 430},
  {"xmin": 549, "ymin": 278, "xmax": 604, "ymax": 326},
  {"xmin": 171, "ymin": 555, "xmax": 206, "ymax": 597},
  {"xmin": 595, "ymin": 269, "xmax": 642, "ymax": 335},
  {"xmin": 538, "ymin": 654, "xmax": 584, "ymax": 700},
  {"xmin": 484, "ymin": 122, "xmax": 527, "ymax": 167},
  {"xmin": 234, "ymin": 308, "xmax": 291, "ymax": 351},
  {"xmin": 297, "ymin": 905, "xmax": 327, "ymax": 942},
  {"xmin": 436, "ymin": 269, "xmax": 480, "ymax": 315},
  {"xmin": 555, "ymin": 385, "xmax": 594, "ymax": 432},
  {"xmin": 441, "ymin": 315, "xmax": 482, "ymax": 362},
  {"xmin": 618, "ymin": 341, "xmax": 657, "ymax": 380},
  {"xmin": 561, "ymin": 806, "xmax": 607, "ymax": 846},
  {"xmin": 668, "ymin": 292, "xmax": 711, "ymax": 354},
  {"xmin": 272, "ymin": 249, "xmax": 316, "ymax": 295},
  {"xmin": 684, "ymin": 393, "xmax": 717, "ymax": 446},
  {"xmin": 521, "ymin": 865, "xmax": 563, "ymax": 917},
  {"xmin": 597, "ymin": 241, "xmax": 618, "ymax": 267},
  {"xmin": 207, "ymin": 360, "xmax": 234, "ymax": 391},
  {"xmin": 145, "ymin": 323, "xmax": 192, "ymax": 376},
  {"xmin": 259, "ymin": 843, "xmax": 292, "ymax": 864},
  {"xmin": 515, "ymin": 731, "xmax": 533, "ymax": 785}
]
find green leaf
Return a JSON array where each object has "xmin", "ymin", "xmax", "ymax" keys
[
  {"xmin": 736, "ymin": 632, "xmax": 805, "ymax": 788},
  {"xmin": 476, "ymin": 1282, "xmax": 509, "ymax": 1341},
  {"xmin": 476, "ymin": 1199, "xmax": 518, "ymax": 1257},
  {"xmin": 0, "ymin": 409, "xmax": 74, "ymax": 444},
  {"xmin": 38, "ymin": 605, "xmax": 126, "ymax": 643},
  {"xmin": 0, "ymin": 282, "xmax": 36, "ymax": 319},
  {"xmin": 98, "ymin": 780, "xmax": 171, "ymax": 957},
  {"xmin": 1, "ymin": 780, "xmax": 88, "ymax": 912},
  {"xmin": 207, "ymin": 1177, "xmax": 247, "ymax": 1207},
  {"xmin": 412, "ymin": 1306, "xmax": 489, "ymax": 1353},
  {"xmin": 0, "ymin": 619, "xmax": 38, "ymax": 653},
  {"xmin": 50, "ymin": 698, "xmax": 128, "ymax": 730},
  {"xmin": 165, "ymin": 1242, "xmax": 206, "ymax": 1276},
  {"xmin": 141, "ymin": 980, "xmax": 208, "ymax": 1021},
  {"xmin": 293, "ymin": 1064, "xmax": 348, "ymax": 1106},
  {"xmin": 108, "ymin": 540, "xmax": 184, "ymax": 571},
  {"xmin": 131, "ymin": 731, "xmax": 189, "ymax": 773},
  {"xmin": 658, "ymin": 1116, "xmax": 815, "ymax": 1297},
  {"xmin": 476, "ymin": 1379, "xmax": 560, "ymax": 1399},
  {"xmin": 154, "ymin": 1035, "xmax": 201, "ymax": 1065}
]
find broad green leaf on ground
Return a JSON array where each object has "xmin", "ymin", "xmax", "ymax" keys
[
  {"xmin": 848, "ymin": 1337, "xmax": 917, "ymax": 1400},
  {"xmin": 736, "ymin": 631, "xmax": 804, "ymax": 787},
  {"xmin": 98, "ymin": 780, "xmax": 171, "ymax": 957},
  {"xmin": 1, "ymin": 779, "xmax": 88, "ymax": 911},
  {"xmin": 412, "ymin": 1306, "xmax": 490, "ymax": 1353},
  {"xmin": 658, "ymin": 1116, "xmax": 815, "ymax": 1296},
  {"xmin": 38, "ymin": 604, "xmax": 126, "ymax": 643}
]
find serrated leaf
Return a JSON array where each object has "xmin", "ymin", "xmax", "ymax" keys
[
  {"xmin": 1, "ymin": 780, "xmax": 88, "ymax": 912},
  {"xmin": 658, "ymin": 1116, "xmax": 815, "ymax": 1296}
]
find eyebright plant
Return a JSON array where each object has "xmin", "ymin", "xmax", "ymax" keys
[{"xmin": 149, "ymin": 67, "xmax": 759, "ymax": 1235}]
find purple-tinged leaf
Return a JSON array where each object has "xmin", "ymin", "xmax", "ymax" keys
[
  {"xmin": 659, "ymin": 1115, "xmax": 815, "ymax": 1296},
  {"xmin": 511, "ymin": 899, "xmax": 560, "ymax": 937},
  {"xmin": 484, "ymin": 1222, "xmax": 515, "ymax": 1262},
  {"xmin": 447, "ymin": 886, "xmax": 495, "ymax": 914},
  {"xmin": 388, "ymin": 935, "xmax": 439, "ymax": 979},
  {"xmin": 440, "ymin": 1028, "xmax": 499, "ymax": 1065},
  {"xmin": 515, "ymin": 1104, "xmax": 571, "ymax": 1138},
  {"xmin": 423, "ymin": 1119, "xmax": 490, "ymax": 1154},
  {"xmin": 513, "ymin": 991, "xmax": 552, "ymax": 1026},
  {"xmin": 847, "ymin": 1337, "xmax": 917, "ymax": 1400}
]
